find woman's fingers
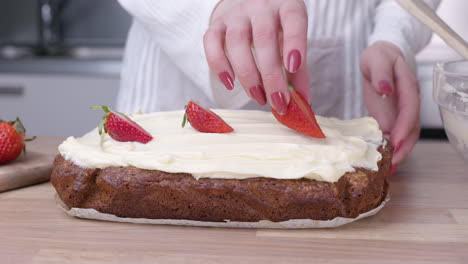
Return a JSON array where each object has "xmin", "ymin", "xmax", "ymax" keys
[
  {"xmin": 361, "ymin": 42, "xmax": 421, "ymax": 171},
  {"xmin": 363, "ymin": 79, "xmax": 391, "ymax": 134},
  {"xmin": 225, "ymin": 18, "xmax": 266, "ymax": 105},
  {"xmin": 361, "ymin": 57, "xmax": 398, "ymax": 134},
  {"xmin": 287, "ymin": 61, "xmax": 310, "ymax": 104},
  {"xmin": 205, "ymin": 0, "xmax": 309, "ymax": 109},
  {"xmin": 367, "ymin": 58, "xmax": 395, "ymax": 96},
  {"xmin": 203, "ymin": 23, "xmax": 235, "ymax": 90},
  {"xmin": 390, "ymin": 56, "xmax": 420, "ymax": 157},
  {"xmin": 279, "ymin": 1, "xmax": 308, "ymax": 74},
  {"xmin": 360, "ymin": 42, "xmax": 396, "ymax": 96},
  {"xmin": 392, "ymin": 124, "xmax": 420, "ymax": 170},
  {"xmin": 251, "ymin": 13, "xmax": 290, "ymax": 115}
]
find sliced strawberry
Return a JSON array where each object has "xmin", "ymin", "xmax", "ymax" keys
[
  {"xmin": 92, "ymin": 106, "xmax": 153, "ymax": 144},
  {"xmin": 271, "ymin": 86, "xmax": 326, "ymax": 138},
  {"xmin": 182, "ymin": 101, "xmax": 234, "ymax": 133}
]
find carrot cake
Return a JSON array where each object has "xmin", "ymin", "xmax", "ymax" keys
[{"xmin": 51, "ymin": 110, "xmax": 391, "ymax": 222}]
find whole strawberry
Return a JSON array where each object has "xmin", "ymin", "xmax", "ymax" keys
[
  {"xmin": 272, "ymin": 86, "xmax": 326, "ymax": 138},
  {"xmin": 92, "ymin": 106, "xmax": 153, "ymax": 144},
  {"xmin": 0, "ymin": 118, "xmax": 34, "ymax": 165},
  {"xmin": 182, "ymin": 101, "xmax": 234, "ymax": 133}
]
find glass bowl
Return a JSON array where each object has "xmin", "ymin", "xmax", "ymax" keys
[{"xmin": 433, "ymin": 60, "xmax": 468, "ymax": 161}]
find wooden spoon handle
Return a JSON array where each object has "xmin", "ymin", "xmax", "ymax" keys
[{"xmin": 396, "ymin": 0, "xmax": 468, "ymax": 60}]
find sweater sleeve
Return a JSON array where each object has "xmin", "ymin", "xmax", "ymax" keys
[
  {"xmin": 368, "ymin": 0, "xmax": 441, "ymax": 70},
  {"xmin": 117, "ymin": 0, "xmax": 220, "ymax": 101}
]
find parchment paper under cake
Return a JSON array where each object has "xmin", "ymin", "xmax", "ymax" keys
[{"xmin": 56, "ymin": 195, "xmax": 389, "ymax": 229}]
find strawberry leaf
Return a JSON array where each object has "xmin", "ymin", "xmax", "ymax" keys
[
  {"xmin": 92, "ymin": 106, "xmax": 112, "ymax": 136},
  {"xmin": 181, "ymin": 112, "xmax": 188, "ymax": 128},
  {"xmin": 13, "ymin": 117, "xmax": 25, "ymax": 134},
  {"xmin": 91, "ymin": 105, "xmax": 110, "ymax": 113},
  {"xmin": 97, "ymin": 114, "xmax": 108, "ymax": 135}
]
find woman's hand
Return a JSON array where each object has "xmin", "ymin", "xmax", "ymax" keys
[
  {"xmin": 360, "ymin": 41, "xmax": 420, "ymax": 173},
  {"xmin": 204, "ymin": 0, "xmax": 310, "ymax": 114}
]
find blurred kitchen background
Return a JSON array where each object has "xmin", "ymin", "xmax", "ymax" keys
[{"xmin": 0, "ymin": 0, "xmax": 467, "ymax": 137}]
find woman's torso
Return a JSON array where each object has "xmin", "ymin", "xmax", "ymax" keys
[{"xmin": 117, "ymin": 0, "xmax": 381, "ymax": 119}]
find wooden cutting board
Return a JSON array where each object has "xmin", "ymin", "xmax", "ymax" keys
[{"xmin": 0, "ymin": 151, "xmax": 55, "ymax": 192}]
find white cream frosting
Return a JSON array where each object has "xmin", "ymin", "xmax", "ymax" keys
[{"xmin": 59, "ymin": 110, "xmax": 383, "ymax": 182}]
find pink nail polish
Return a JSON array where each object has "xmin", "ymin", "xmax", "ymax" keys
[
  {"xmin": 219, "ymin": 72, "xmax": 234, "ymax": 90},
  {"xmin": 249, "ymin": 85, "xmax": 267, "ymax": 105},
  {"xmin": 378, "ymin": 80, "xmax": 393, "ymax": 95},
  {"xmin": 287, "ymin": 49, "xmax": 301, "ymax": 73},
  {"xmin": 390, "ymin": 162, "xmax": 399, "ymax": 176},
  {"xmin": 271, "ymin": 91, "xmax": 287, "ymax": 115},
  {"xmin": 394, "ymin": 140, "xmax": 403, "ymax": 153}
]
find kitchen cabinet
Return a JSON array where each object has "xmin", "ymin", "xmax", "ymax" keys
[{"xmin": 0, "ymin": 73, "xmax": 119, "ymax": 136}]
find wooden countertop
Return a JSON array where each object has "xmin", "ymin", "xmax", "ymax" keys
[{"xmin": 1, "ymin": 138, "xmax": 468, "ymax": 263}]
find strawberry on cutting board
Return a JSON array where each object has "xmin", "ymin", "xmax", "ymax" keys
[
  {"xmin": 92, "ymin": 106, "xmax": 153, "ymax": 144},
  {"xmin": 272, "ymin": 86, "xmax": 326, "ymax": 138},
  {"xmin": 182, "ymin": 101, "xmax": 234, "ymax": 133},
  {"xmin": 0, "ymin": 118, "xmax": 35, "ymax": 165}
]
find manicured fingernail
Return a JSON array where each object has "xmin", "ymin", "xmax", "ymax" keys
[
  {"xmin": 394, "ymin": 140, "xmax": 403, "ymax": 153},
  {"xmin": 219, "ymin": 72, "xmax": 234, "ymax": 90},
  {"xmin": 271, "ymin": 91, "xmax": 287, "ymax": 115},
  {"xmin": 390, "ymin": 162, "xmax": 399, "ymax": 176},
  {"xmin": 287, "ymin": 49, "xmax": 301, "ymax": 73},
  {"xmin": 378, "ymin": 80, "xmax": 393, "ymax": 95},
  {"xmin": 249, "ymin": 85, "xmax": 267, "ymax": 105}
]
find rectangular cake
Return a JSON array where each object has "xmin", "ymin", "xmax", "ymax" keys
[{"xmin": 51, "ymin": 110, "xmax": 391, "ymax": 223}]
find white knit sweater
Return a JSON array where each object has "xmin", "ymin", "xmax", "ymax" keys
[{"xmin": 116, "ymin": 0, "xmax": 440, "ymax": 119}]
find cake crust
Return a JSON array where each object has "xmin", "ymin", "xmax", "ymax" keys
[{"xmin": 51, "ymin": 145, "xmax": 391, "ymax": 222}]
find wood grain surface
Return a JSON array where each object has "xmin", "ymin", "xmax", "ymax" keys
[
  {"xmin": 0, "ymin": 137, "xmax": 61, "ymax": 192},
  {"xmin": 0, "ymin": 138, "xmax": 467, "ymax": 264},
  {"xmin": 0, "ymin": 152, "xmax": 53, "ymax": 192}
]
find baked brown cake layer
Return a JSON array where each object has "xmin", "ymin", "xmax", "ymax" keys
[{"xmin": 51, "ymin": 144, "xmax": 391, "ymax": 222}]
